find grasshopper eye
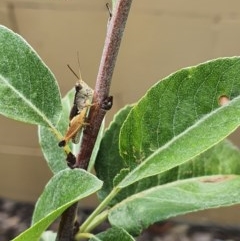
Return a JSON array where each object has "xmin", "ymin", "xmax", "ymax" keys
[{"xmin": 75, "ymin": 82, "xmax": 83, "ymax": 92}]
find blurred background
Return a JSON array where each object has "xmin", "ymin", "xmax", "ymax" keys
[{"xmin": 1, "ymin": 0, "xmax": 240, "ymax": 229}]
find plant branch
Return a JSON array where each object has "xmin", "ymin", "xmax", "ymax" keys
[
  {"xmin": 56, "ymin": 1, "xmax": 133, "ymax": 240},
  {"xmin": 56, "ymin": 202, "xmax": 78, "ymax": 241},
  {"xmin": 75, "ymin": 0, "xmax": 133, "ymax": 169}
]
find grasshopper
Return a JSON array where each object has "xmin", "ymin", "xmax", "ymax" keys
[{"xmin": 59, "ymin": 56, "xmax": 93, "ymax": 147}]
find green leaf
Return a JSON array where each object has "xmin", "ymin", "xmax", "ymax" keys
[
  {"xmin": 96, "ymin": 105, "xmax": 240, "ymax": 206},
  {"xmin": 113, "ymin": 139, "xmax": 240, "ymax": 205},
  {"xmin": 161, "ymin": 139, "xmax": 240, "ymax": 182},
  {"xmin": 109, "ymin": 175, "xmax": 240, "ymax": 235},
  {"xmin": 38, "ymin": 89, "xmax": 74, "ymax": 173},
  {"xmin": 141, "ymin": 139, "xmax": 240, "ymax": 197},
  {"xmin": 95, "ymin": 105, "xmax": 133, "ymax": 201},
  {"xmin": 119, "ymin": 57, "xmax": 240, "ymax": 188},
  {"xmin": 39, "ymin": 231, "xmax": 56, "ymax": 241},
  {"xmin": 12, "ymin": 169, "xmax": 102, "ymax": 241},
  {"xmin": 89, "ymin": 226, "xmax": 135, "ymax": 241},
  {"xmin": 0, "ymin": 25, "xmax": 61, "ymax": 126}
]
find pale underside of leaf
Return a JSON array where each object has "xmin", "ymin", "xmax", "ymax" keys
[{"xmin": 109, "ymin": 175, "xmax": 240, "ymax": 235}]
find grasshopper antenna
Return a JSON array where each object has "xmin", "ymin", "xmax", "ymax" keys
[
  {"xmin": 77, "ymin": 51, "xmax": 83, "ymax": 82},
  {"xmin": 67, "ymin": 64, "xmax": 79, "ymax": 80},
  {"xmin": 67, "ymin": 52, "xmax": 83, "ymax": 82}
]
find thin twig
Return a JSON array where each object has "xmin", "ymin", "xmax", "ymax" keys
[{"xmin": 56, "ymin": 1, "xmax": 133, "ymax": 240}]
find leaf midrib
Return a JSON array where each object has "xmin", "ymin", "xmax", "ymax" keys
[
  {"xmin": 0, "ymin": 74, "xmax": 56, "ymax": 129},
  {"xmin": 119, "ymin": 95, "xmax": 240, "ymax": 188}
]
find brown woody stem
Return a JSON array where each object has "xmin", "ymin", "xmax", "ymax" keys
[
  {"xmin": 75, "ymin": 0, "xmax": 133, "ymax": 169},
  {"xmin": 56, "ymin": 1, "xmax": 133, "ymax": 240}
]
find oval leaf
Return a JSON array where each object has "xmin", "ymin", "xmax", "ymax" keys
[
  {"xmin": 109, "ymin": 175, "xmax": 240, "ymax": 235},
  {"xmin": 0, "ymin": 25, "xmax": 61, "ymax": 126},
  {"xmin": 12, "ymin": 169, "xmax": 102, "ymax": 241},
  {"xmin": 119, "ymin": 57, "xmax": 240, "ymax": 188}
]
